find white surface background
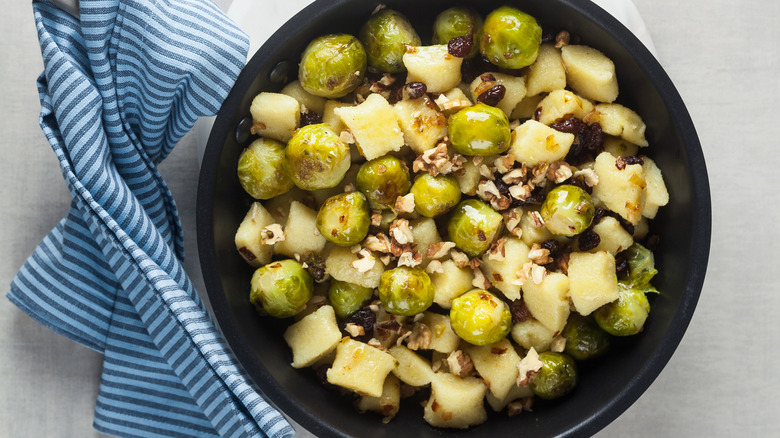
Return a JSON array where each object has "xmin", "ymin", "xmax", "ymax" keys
[{"xmin": 2, "ymin": 0, "xmax": 778, "ymax": 437}]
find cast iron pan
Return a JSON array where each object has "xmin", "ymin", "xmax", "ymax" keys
[{"xmin": 198, "ymin": 1, "xmax": 711, "ymax": 436}]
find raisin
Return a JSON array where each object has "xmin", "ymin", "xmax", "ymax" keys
[
  {"xmin": 300, "ymin": 108, "xmax": 322, "ymax": 127},
  {"xmin": 541, "ymin": 27, "xmax": 556, "ymax": 44},
  {"xmin": 343, "ymin": 309, "xmax": 376, "ymax": 342},
  {"xmin": 578, "ymin": 229, "xmax": 601, "ymax": 251},
  {"xmin": 477, "ymin": 84, "xmax": 506, "ymax": 106},
  {"xmin": 448, "ymin": 35, "xmax": 473, "ymax": 58},
  {"xmin": 509, "ymin": 300, "xmax": 533, "ymax": 323},
  {"xmin": 402, "ymin": 81, "xmax": 427, "ymax": 100},
  {"xmin": 615, "ymin": 255, "xmax": 629, "ymax": 280},
  {"xmin": 461, "ymin": 56, "xmax": 494, "ymax": 83},
  {"xmin": 565, "ymin": 175, "xmax": 593, "ymax": 194},
  {"xmin": 623, "ymin": 156, "xmax": 645, "ymax": 166},
  {"xmin": 550, "ymin": 116, "xmax": 586, "ymax": 134}
]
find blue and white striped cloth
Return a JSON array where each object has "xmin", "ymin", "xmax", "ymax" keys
[{"xmin": 7, "ymin": 1, "xmax": 294, "ymax": 437}]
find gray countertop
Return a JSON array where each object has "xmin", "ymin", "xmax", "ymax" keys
[{"xmin": 2, "ymin": 0, "xmax": 778, "ymax": 436}]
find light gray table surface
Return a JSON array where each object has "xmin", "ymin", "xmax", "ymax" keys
[{"xmin": 2, "ymin": 1, "xmax": 778, "ymax": 437}]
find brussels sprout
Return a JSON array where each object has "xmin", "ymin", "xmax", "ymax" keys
[
  {"xmin": 359, "ymin": 8, "xmax": 421, "ymax": 73},
  {"xmin": 594, "ymin": 283, "xmax": 651, "ymax": 336},
  {"xmin": 562, "ymin": 313, "xmax": 610, "ymax": 361},
  {"xmin": 450, "ymin": 289, "xmax": 511, "ymax": 346},
  {"xmin": 356, "ymin": 155, "xmax": 411, "ymax": 210},
  {"xmin": 298, "ymin": 34, "xmax": 367, "ymax": 98},
  {"xmin": 410, "ymin": 174, "xmax": 461, "ymax": 218},
  {"xmin": 540, "ymin": 185, "xmax": 595, "ymax": 237},
  {"xmin": 530, "ymin": 352, "xmax": 578, "ymax": 400},
  {"xmin": 378, "ymin": 266, "xmax": 434, "ymax": 316},
  {"xmin": 432, "ymin": 7, "xmax": 483, "ymax": 59},
  {"xmin": 621, "ymin": 243, "xmax": 659, "ymax": 293},
  {"xmin": 285, "ymin": 124, "xmax": 351, "ymax": 191},
  {"xmin": 480, "ymin": 6, "xmax": 542, "ymax": 70},
  {"xmin": 316, "ymin": 192, "xmax": 371, "ymax": 246},
  {"xmin": 250, "ymin": 259, "xmax": 313, "ymax": 318},
  {"xmin": 448, "ymin": 103, "xmax": 511, "ymax": 156},
  {"xmin": 237, "ymin": 138, "xmax": 294, "ymax": 200},
  {"xmin": 328, "ymin": 280, "xmax": 374, "ymax": 319},
  {"xmin": 447, "ymin": 199, "xmax": 504, "ymax": 257}
]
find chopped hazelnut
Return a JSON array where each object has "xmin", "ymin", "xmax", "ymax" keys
[
  {"xmin": 351, "ymin": 249, "xmax": 377, "ymax": 273},
  {"xmin": 260, "ymin": 223, "xmax": 286, "ymax": 245},
  {"xmin": 517, "ymin": 347, "xmax": 544, "ymax": 387},
  {"xmin": 395, "ymin": 193, "xmax": 416, "ymax": 214}
]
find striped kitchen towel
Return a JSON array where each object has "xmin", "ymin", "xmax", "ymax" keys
[{"xmin": 7, "ymin": 1, "xmax": 294, "ymax": 437}]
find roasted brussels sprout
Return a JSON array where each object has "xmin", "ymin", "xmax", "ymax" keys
[
  {"xmin": 621, "ymin": 243, "xmax": 659, "ymax": 294},
  {"xmin": 480, "ymin": 6, "xmax": 542, "ymax": 69},
  {"xmin": 448, "ymin": 103, "xmax": 511, "ymax": 156},
  {"xmin": 450, "ymin": 289, "xmax": 511, "ymax": 346},
  {"xmin": 594, "ymin": 283, "xmax": 651, "ymax": 336},
  {"xmin": 237, "ymin": 138, "xmax": 294, "ymax": 200},
  {"xmin": 285, "ymin": 123, "xmax": 351, "ymax": 191},
  {"xmin": 356, "ymin": 155, "xmax": 411, "ymax": 210},
  {"xmin": 540, "ymin": 185, "xmax": 595, "ymax": 237},
  {"xmin": 328, "ymin": 280, "xmax": 374, "ymax": 319},
  {"xmin": 359, "ymin": 8, "xmax": 421, "ymax": 73},
  {"xmin": 432, "ymin": 7, "xmax": 483, "ymax": 59},
  {"xmin": 378, "ymin": 266, "xmax": 434, "ymax": 316},
  {"xmin": 298, "ymin": 34, "xmax": 367, "ymax": 98},
  {"xmin": 447, "ymin": 199, "xmax": 504, "ymax": 257},
  {"xmin": 316, "ymin": 191, "xmax": 371, "ymax": 246},
  {"xmin": 530, "ymin": 352, "xmax": 578, "ymax": 400},
  {"xmin": 250, "ymin": 259, "xmax": 313, "ymax": 318},
  {"xmin": 410, "ymin": 174, "xmax": 461, "ymax": 217},
  {"xmin": 562, "ymin": 313, "xmax": 611, "ymax": 361}
]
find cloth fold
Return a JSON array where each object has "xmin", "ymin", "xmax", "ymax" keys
[{"xmin": 8, "ymin": 1, "xmax": 294, "ymax": 437}]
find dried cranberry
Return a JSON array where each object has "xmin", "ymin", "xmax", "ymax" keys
[
  {"xmin": 448, "ymin": 35, "xmax": 473, "ymax": 58},
  {"xmin": 578, "ymin": 229, "xmax": 601, "ymax": 251},
  {"xmin": 477, "ymin": 84, "xmax": 506, "ymax": 106},
  {"xmin": 402, "ymin": 81, "xmax": 427, "ymax": 100}
]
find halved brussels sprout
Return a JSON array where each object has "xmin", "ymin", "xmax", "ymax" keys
[
  {"xmin": 410, "ymin": 173, "xmax": 461, "ymax": 218},
  {"xmin": 530, "ymin": 352, "xmax": 578, "ymax": 400},
  {"xmin": 432, "ymin": 7, "xmax": 483, "ymax": 59},
  {"xmin": 447, "ymin": 199, "xmax": 504, "ymax": 257},
  {"xmin": 356, "ymin": 155, "xmax": 411, "ymax": 210},
  {"xmin": 250, "ymin": 259, "xmax": 313, "ymax": 318},
  {"xmin": 480, "ymin": 6, "xmax": 542, "ymax": 69},
  {"xmin": 299, "ymin": 34, "xmax": 367, "ymax": 98},
  {"xmin": 450, "ymin": 289, "xmax": 511, "ymax": 346},
  {"xmin": 237, "ymin": 138, "xmax": 294, "ymax": 200},
  {"xmin": 378, "ymin": 266, "xmax": 434, "ymax": 316},
  {"xmin": 448, "ymin": 103, "xmax": 511, "ymax": 156},
  {"xmin": 285, "ymin": 123, "xmax": 351, "ymax": 191},
  {"xmin": 316, "ymin": 191, "xmax": 371, "ymax": 247},
  {"xmin": 540, "ymin": 185, "xmax": 595, "ymax": 237},
  {"xmin": 329, "ymin": 280, "xmax": 374, "ymax": 319},
  {"xmin": 359, "ymin": 8, "xmax": 421, "ymax": 73}
]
